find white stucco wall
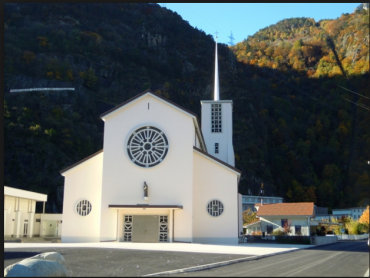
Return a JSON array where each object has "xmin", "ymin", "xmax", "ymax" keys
[
  {"xmin": 201, "ymin": 100, "xmax": 234, "ymax": 167},
  {"xmin": 100, "ymin": 94, "xmax": 195, "ymax": 242},
  {"xmin": 259, "ymin": 216, "xmax": 311, "ymax": 236},
  {"xmin": 4, "ymin": 195, "xmax": 37, "ymax": 237},
  {"xmin": 61, "ymin": 152, "xmax": 103, "ymax": 243},
  {"xmin": 238, "ymin": 193, "xmax": 243, "ymax": 234},
  {"xmin": 40, "ymin": 214, "xmax": 63, "ymax": 237},
  {"xmin": 192, "ymin": 150, "xmax": 239, "ymax": 245}
]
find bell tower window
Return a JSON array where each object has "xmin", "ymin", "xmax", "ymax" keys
[
  {"xmin": 211, "ymin": 103, "xmax": 222, "ymax": 133},
  {"xmin": 215, "ymin": 143, "xmax": 219, "ymax": 154}
]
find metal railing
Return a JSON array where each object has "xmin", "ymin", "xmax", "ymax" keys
[{"xmin": 336, "ymin": 233, "xmax": 369, "ymax": 240}]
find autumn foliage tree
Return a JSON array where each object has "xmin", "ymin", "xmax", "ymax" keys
[
  {"xmin": 359, "ymin": 206, "xmax": 369, "ymax": 225},
  {"xmin": 243, "ymin": 208, "xmax": 257, "ymax": 224}
]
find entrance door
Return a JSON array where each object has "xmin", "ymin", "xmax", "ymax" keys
[
  {"xmin": 132, "ymin": 215, "xmax": 159, "ymax": 243},
  {"xmin": 23, "ymin": 223, "xmax": 28, "ymax": 237}
]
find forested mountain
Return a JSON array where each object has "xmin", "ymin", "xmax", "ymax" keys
[{"xmin": 4, "ymin": 3, "xmax": 369, "ymax": 213}]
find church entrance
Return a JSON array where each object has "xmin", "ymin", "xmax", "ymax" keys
[
  {"xmin": 132, "ymin": 215, "xmax": 159, "ymax": 242},
  {"xmin": 123, "ymin": 215, "xmax": 169, "ymax": 242}
]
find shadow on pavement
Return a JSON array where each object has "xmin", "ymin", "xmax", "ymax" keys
[
  {"xmin": 4, "ymin": 251, "xmax": 42, "ymax": 260},
  {"xmin": 304, "ymin": 240, "xmax": 369, "ymax": 253}
]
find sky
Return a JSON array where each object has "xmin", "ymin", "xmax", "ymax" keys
[{"xmin": 163, "ymin": 3, "xmax": 362, "ymax": 45}]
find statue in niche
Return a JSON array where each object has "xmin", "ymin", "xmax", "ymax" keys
[{"xmin": 143, "ymin": 182, "xmax": 148, "ymax": 199}]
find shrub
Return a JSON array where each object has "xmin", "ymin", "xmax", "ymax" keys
[
  {"xmin": 346, "ymin": 219, "xmax": 360, "ymax": 235},
  {"xmin": 272, "ymin": 228, "xmax": 285, "ymax": 236},
  {"xmin": 251, "ymin": 231, "xmax": 262, "ymax": 236}
]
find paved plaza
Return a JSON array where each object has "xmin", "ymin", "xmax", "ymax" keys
[{"xmin": 4, "ymin": 241, "xmax": 313, "ymax": 276}]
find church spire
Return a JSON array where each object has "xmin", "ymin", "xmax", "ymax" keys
[{"xmin": 214, "ymin": 32, "xmax": 220, "ymax": 101}]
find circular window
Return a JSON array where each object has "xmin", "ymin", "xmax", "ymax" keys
[
  {"xmin": 76, "ymin": 200, "xmax": 92, "ymax": 216},
  {"xmin": 127, "ymin": 126, "xmax": 169, "ymax": 168},
  {"xmin": 207, "ymin": 200, "xmax": 224, "ymax": 217}
]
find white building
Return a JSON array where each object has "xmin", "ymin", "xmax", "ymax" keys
[
  {"xmin": 332, "ymin": 207, "xmax": 366, "ymax": 220},
  {"xmin": 4, "ymin": 186, "xmax": 63, "ymax": 238},
  {"xmin": 242, "ymin": 195, "xmax": 283, "ymax": 212},
  {"xmin": 60, "ymin": 38, "xmax": 243, "ymax": 244}
]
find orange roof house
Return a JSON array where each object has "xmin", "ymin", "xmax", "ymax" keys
[
  {"xmin": 256, "ymin": 202, "xmax": 315, "ymax": 217},
  {"xmin": 249, "ymin": 202, "xmax": 316, "ymax": 236}
]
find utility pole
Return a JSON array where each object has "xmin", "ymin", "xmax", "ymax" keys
[{"xmin": 228, "ymin": 32, "xmax": 236, "ymax": 72}]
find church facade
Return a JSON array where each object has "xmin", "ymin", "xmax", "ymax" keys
[{"xmin": 60, "ymin": 38, "xmax": 243, "ymax": 244}]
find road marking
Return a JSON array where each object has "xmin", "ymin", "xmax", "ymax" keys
[
  {"xmin": 142, "ymin": 256, "xmax": 258, "ymax": 276},
  {"xmin": 278, "ymin": 251, "xmax": 344, "ymax": 277}
]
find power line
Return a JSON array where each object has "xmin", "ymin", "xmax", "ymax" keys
[
  {"xmin": 342, "ymin": 98, "xmax": 370, "ymax": 110},
  {"xmin": 336, "ymin": 85, "xmax": 369, "ymax": 99}
]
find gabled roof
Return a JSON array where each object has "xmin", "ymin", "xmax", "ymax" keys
[
  {"xmin": 100, "ymin": 89, "xmax": 197, "ymax": 118},
  {"xmin": 100, "ymin": 89, "xmax": 207, "ymax": 152},
  {"xmin": 193, "ymin": 146, "xmax": 242, "ymax": 176},
  {"xmin": 243, "ymin": 220, "xmax": 261, "ymax": 228},
  {"xmin": 60, "ymin": 149, "xmax": 103, "ymax": 175},
  {"xmin": 256, "ymin": 202, "xmax": 315, "ymax": 217}
]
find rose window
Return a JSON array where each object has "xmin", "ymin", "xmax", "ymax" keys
[{"xmin": 127, "ymin": 126, "xmax": 169, "ymax": 168}]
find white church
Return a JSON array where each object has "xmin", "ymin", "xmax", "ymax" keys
[{"xmin": 60, "ymin": 38, "xmax": 243, "ymax": 244}]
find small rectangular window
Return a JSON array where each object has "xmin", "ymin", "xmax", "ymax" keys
[
  {"xmin": 295, "ymin": 225, "xmax": 301, "ymax": 235},
  {"xmin": 35, "ymin": 219, "xmax": 41, "ymax": 222},
  {"xmin": 266, "ymin": 225, "xmax": 273, "ymax": 234},
  {"xmin": 281, "ymin": 219, "xmax": 287, "ymax": 228},
  {"xmin": 215, "ymin": 143, "xmax": 219, "ymax": 153}
]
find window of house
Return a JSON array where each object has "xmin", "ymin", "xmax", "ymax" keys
[
  {"xmin": 295, "ymin": 225, "xmax": 302, "ymax": 235},
  {"xmin": 215, "ymin": 143, "xmax": 219, "ymax": 154},
  {"xmin": 35, "ymin": 219, "xmax": 41, "ymax": 222},
  {"xmin": 266, "ymin": 225, "xmax": 273, "ymax": 234},
  {"xmin": 211, "ymin": 104, "xmax": 222, "ymax": 133},
  {"xmin": 281, "ymin": 219, "xmax": 288, "ymax": 228}
]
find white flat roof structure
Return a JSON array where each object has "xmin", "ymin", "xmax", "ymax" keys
[{"xmin": 4, "ymin": 186, "xmax": 47, "ymax": 202}]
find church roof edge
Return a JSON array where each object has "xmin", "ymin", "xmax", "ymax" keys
[
  {"xmin": 100, "ymin": 89, "xmax": 198, "ymax": 118},
  {"xmin": 100, "ymin": 89, "xmax": 207, "ymax": 152},
  {"xmin": 193, "ymin": 146, "xmax": 242, "ymax": 175},
  {"xmin": 60, "ymin": 149, "xmax": 103, "ymax": 175}
]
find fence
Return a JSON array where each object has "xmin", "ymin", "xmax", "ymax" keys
[
  {"xmin": 336, "ymin": 233, "xmax": 369, "ymax": 240},
  {"xmin": 10, "ymin": 88, "xmax": 75, "ymax": 93}
]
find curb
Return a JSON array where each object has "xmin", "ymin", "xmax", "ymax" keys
[
  {"xmin": 143, "ymin": 242, "xmax": 343, "ymax": 277},
  {"xmin": 143, "ymin": 246, "xmax": 311, "ymax": 277}
]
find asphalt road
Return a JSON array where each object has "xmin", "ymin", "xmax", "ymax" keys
[
  {"xmin": 4, "ymin": 247, "xmax": 249, "ymax": 277},
  {"xmin": 162, "ymin": 240, "xmax": 369, "ymax": 277}
]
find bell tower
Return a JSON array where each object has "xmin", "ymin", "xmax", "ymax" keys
[{"xmin": 201, "ymin": 33, "xmax": 235, "ymax": 166}]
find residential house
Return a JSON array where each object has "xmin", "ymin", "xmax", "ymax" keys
[{"xmin": 251, "ymin": 202, "xmax": 315, "ymax": 236}]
